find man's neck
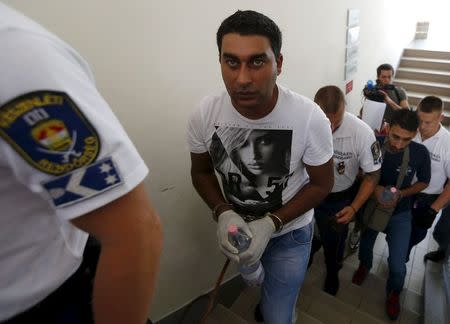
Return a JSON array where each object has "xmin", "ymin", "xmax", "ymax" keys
[
  {"xmin": 234, "ymin": 86, "xmax": 279, "ymax": 120},
  {"xmin": 421, "ymin": 125, "xmax": 441, "ymax": 141}
]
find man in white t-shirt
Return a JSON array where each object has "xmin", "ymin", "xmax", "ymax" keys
[
  {"xmin": 308, "ymin": 86, "xmax": 381, "ymax": 295},
  {"xmin": 0, "ymin": 3, "xmax": 162, "ymax": 323},
  {"xmin": 187, "ymin": 10, "xmax": 333, "ymax": 324},
  {"xmin": 408, "ymin": 96, "xmax": 450, "ymax": 262}
]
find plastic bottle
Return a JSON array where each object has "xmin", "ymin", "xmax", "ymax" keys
[
  {"xmin": 228, "ymin": 224, "xmax": 265, "ymax": 287},
  {"xmin": 366, "ymin": 80, "xmax": 375, "ymax": 90},
  {"xmin": 380, "ymin": 186, "xmax": 398, "ymax": 204}
]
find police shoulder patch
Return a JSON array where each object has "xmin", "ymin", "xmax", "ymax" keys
[
  {"xmin": 43, "ymin": 157, "xmax": 122, "ymax": 208},
  {"xmin": 371, "ymin": 141, "xmax": 382, "ymax": 165},
  {"xmin": 0, "ymin": 91, "xmax": 100, "ymax": 175}
]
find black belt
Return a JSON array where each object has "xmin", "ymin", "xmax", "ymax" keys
[{"xmin": 325, "ymin": 186, "xmax": 354, "ymax": 202}]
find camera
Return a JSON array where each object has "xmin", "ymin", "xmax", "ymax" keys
[{"xmin": 363, "ymin": 80, "xmax": 395, "ymax": 102}]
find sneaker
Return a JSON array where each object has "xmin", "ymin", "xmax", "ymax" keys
[
  {"xmin": 254, "ymin": 303, "xmax": 263, "ymax": 322},
  {"xmin": 324, "ymin": 272, "xmax": 340, "ymax": 296},
  {"xmin": 348, "ymin": 229, "xmax": 360, "ymax": 251},
  {"xmin": 424, "ymin": 250, "xmax": 446, "ymax": 263},
  {"xmin": 352, "ymin": 265, "xmax": 368, "ymax": 286},
  {"xmin": 385, "ymin": 291, "xmax": 400, "ymax": 320}
]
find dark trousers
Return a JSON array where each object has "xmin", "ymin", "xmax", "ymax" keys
[
  {"xmin": 311, "ymin": 198, "xmax": 351, "ymax": 274},
  {"xmin": 4, "ymin": 236, "xmax": 101, "ymax": 324},
  {"xmin": 408, "ymin": 194, "xmax": 450, "ymax": 258}
]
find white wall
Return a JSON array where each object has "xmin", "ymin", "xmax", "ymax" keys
[{"xmin": 3, "ymin": 0, "xmax": 421, "ymax": 321}]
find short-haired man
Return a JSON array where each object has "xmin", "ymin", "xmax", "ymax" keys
[
  {"xmin": 188, "ymin": 10, "xmax": 334, "ymax": 324},
  {"xmin": 407, "ymin": 96, "xmax": 450, "ymax": 263},
  {"xmin": 309, "ymin": 86, "xmax": 380, "ymax": 296},
  {"xmin": 375, "ymin": 63, "xmax": 409, "ymax": 124},
  {"xmin": 352, "ymin": 109, "xmax": 430, "ymax": 320}
]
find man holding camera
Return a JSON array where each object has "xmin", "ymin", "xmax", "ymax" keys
[{"xmin": 374, "ymin": 63, "xmax": 410, "ymax": 124}]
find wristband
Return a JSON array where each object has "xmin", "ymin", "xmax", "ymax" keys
[
  {"xmin": 264, "ymin": 212, "xmax": 284, "ymax": 233},
  {"xmin": 212, "ymin": 203, "xmax": 232, "ymax": 222},
  {"xmin": 349, "ymin": 205, "xmax": 357, "ymax": 214}
]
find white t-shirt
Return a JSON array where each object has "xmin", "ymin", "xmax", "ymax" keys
[
  {"xmin": 187, "ymin": 85, "xmax": 333, "ymax": 236},
  {"xmin": 0, "ymin": 4, "xmax": 148, "ymax": 321},
  {"xmin": 331, "ymin": 112, "xmax": 381, "ymax": 192},
  {"xmin": 414, "ymin": 125, "xmax": 450, "ymax": 195}
]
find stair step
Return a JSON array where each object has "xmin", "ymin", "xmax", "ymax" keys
[
  {"xmin": 396, "ymin": 68, "xmax": 450, "ymax": 84},
  {"xmin": 424, "ymin": 261, "xmax": 448, "ymax": 324},
  {"xmin": 406, "ymin": 91, "xmax": 450, "ymax": 111},
  {"xmin": 394, "ymin": 79, "xmax": 450, "ymax": 97},
  {"xmin": 400, "ymin": 57, "xmax": 450, "ymax": 72},
  {"xmin": 403, "ymin": 48, "xmax": 450, "ymax": 61},
  {"xmin": 206, "ymin": 304, "xmax": 248, "ymax": 324}
]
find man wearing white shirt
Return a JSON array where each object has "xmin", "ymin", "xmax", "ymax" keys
[
  {"xmin": 309, "ymin": 86, "xmax": 381, "ymax": 295},
  {"xmin": 0, "ymin": 3, "xmax": 162, "ymax": 323},
  {"xmin": 408, "ymin": 96, "xmax": 450, "ymax": 262}
]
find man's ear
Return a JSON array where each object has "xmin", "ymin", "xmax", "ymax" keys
[
  {"xmin": 439, "ymin": 113, "xmax": 444, "ymax": 123},
  {"xmin": 276, "ymin": 53, "xmax": 283, "ymax": 76}
]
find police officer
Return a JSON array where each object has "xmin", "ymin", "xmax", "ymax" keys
[
  {"xmin": 0, "ymin": 3, "xmax": 162, "ymax": 323},
  {"xmin": 408, "ymin": 96, "xmax": 450, "ymax": 262},
  {"xmin": 309, "ymin": 86, "xmax": 381, "ymax": 295}
]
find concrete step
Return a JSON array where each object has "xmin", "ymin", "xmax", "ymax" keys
[
  {"xmin": 400, "ymin": 57, "xmax": 450, "ymax": 72},
  {"xmin": 206, "ymin": 304, "xmax": 248, "ymax": 324},
  {"xmin": 403, "ymin": 49, "xmax": 450, "ymax": 61},
  {"xmin": 407, "ymin": 91, "xmax": 450, "ymax": 111},
  {"xmin": 396, "ymin": 67, "xmax": 450, "ymax": 84},
  {"xmin": 394, "ymin": 79, "xmax": 450, "ymax": 97},
  {"xmin": 424, "ymin": 261, "xmax": 449, "ymax": 324}
]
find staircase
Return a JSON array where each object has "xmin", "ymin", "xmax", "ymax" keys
[
  {"xmin": 395, "ymin": 48, "xmax": 450, "ymax": 127},
  {"xmin": 206, "ymin": 230, "xmax": 427, "ymax": 324}
]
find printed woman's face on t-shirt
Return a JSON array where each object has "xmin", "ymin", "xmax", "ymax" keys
[{"xmin": 235, "ymin": 130, "xmax": 278, "ymax": 176}]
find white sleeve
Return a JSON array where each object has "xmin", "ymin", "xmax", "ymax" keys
[
  {"xmin": 187, "ymin": 103, "xmax": 208, "ymax": 154},
  {"xmin": 358, "ymin": 126, "xmax": 382, "ymax": 173},
  {"xmin": 302, "ymin": 106, "xmax": 333, "ymax": 166},
  {"xmin": 0, "ymin": 30, "xmax": 148, "ymax": 221}
]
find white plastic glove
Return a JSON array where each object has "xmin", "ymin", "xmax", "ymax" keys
[
  {"xmin": 217, "ymin": 209, "xmax": 252, "ymax": 263},
  {"xmin": 239, "ymin": 216, "xmax": 275, "ymax": 266}
]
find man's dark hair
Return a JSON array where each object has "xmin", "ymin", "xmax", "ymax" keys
[
  {"xmin": 418, "ymin": 96, "xmax": 443, "ymax": 114},
  {"xmin": 314, "ymin": 85, "xmax": 345, "ymax": 114},
  {"xmin": 390, "ymin": 109, "xmax": 419, "ymax": 132},
  {"xmin": 377, "ymin": 63, "xmax": 394, "ymax": 77},
  {"xmin": 216, "ymin": 10, "xmax": 282, "ymax": 57}
]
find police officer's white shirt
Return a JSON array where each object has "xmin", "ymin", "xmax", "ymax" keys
[
  {"xmin": 0, "ymin": 4, "xmax": 148, "ymax": 320},
  {"xmin": 187, "ymin": 85, "xmax": 333, "ymax": 236},
  {"xmin": 331, "ymin": 112, "xmax": 381, "ymax": 193},
  {"xmin": 414, "ymin": 125, "xmax": 450, "ymax": 195}
]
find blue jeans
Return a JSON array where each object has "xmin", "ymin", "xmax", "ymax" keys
[
  {"xmin": 260, "ymin": 222, "xmax": 313, "ymax": 324},
  {"xmin": 359, "ymin": 210, "xmax": 411, "ymax": 293},
  {"xmin": 313, "ymin": 198, "xmax": 351, "ymax": 274}
]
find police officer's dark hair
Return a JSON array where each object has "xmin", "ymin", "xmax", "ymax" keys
[
  {"xmin": 417, "ymin": 96, "xmax": 443, "ymax": 114},
  {"xmin": 216, "ymin": 10, "xmax": 282, "ymax": 57},
  {"xmin": 314, "ymin": 85, "xmax": 345, "ymax": 114},
  {"xmin": 377, "ymin": 63, "xmax": 394, "ymax": 77},
  {"xmin": 390, "ymin": 109, "xmax": 419, "ymax": 132}
]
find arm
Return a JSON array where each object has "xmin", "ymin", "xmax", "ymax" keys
[
  {"xmin": 274, "ymin": 158, "xmax": 334, "ymax": 223},
  {"xmin": 71, "ymin": 183, "xmax": 162, "ymax": 324},
  {"xmin": 431, "ymin": 181, "xmax": 450, "ymax": 212},
  {"xmin": 336, "ymin": 170, "xmax": 379, "ymax": 224},
  {"xmin": 374, "ymin": 182, "xmax": 429, "ymax": 208},
  {"xmin": 380, "ymin": 91, "xmax": 409, "ymax": 110},
  {"xmin": 190, "ymin": 152, "xmax": 231, "ymax": 216}
]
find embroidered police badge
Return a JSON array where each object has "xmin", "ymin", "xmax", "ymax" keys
[
  {"xmin": 371, "ymin": 141, "xmax": 382, "ymax": 165},
  {"xmin": 337, "ymin": 161, "xmax": 345, "ymax": 175},
  {"xmin": 0, "ymin": 91, "xmax": 100, "ymax": 175}
]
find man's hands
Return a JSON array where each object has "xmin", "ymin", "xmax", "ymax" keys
[
  {"xmin": 379, "ymin": 90, "xmax": 397, "ymax": 109},
  {"xmin": 374, "ymin": 185, "xmax": 400, "ymax": 208},
  {"xmin": 239, "ymin": 216, "xmax": 275, "ymax": 266},
  {"xmin": 336, "ymin": 206, "xmax": 356, "ymax": 224},
  {"xmin": 217, "ymin": 210, "xmax": 252, "ymax": 262}
]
